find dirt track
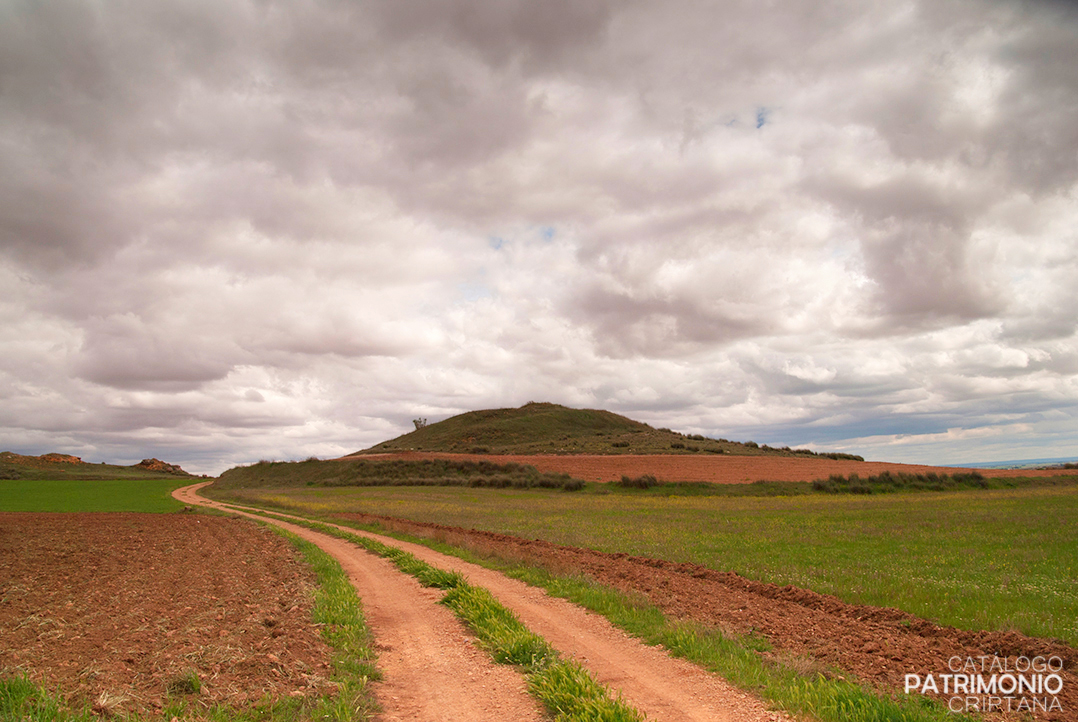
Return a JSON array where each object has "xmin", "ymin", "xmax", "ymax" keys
[
  {"xmin": 176, "ymin": 483, "xmax": 792, "ymax": 721},
  {"xmin": 174, "ymin": 483, "xmax": 544, "ymax": 722},
  {"xmin": 344, "ymin": 452, "xmax": 1071, "ymax": 484}
]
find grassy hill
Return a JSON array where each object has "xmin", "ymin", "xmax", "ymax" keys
[
  {"xmin": 0, "ymin": 452, "xmax": 195, "ymax": 481},
  {"xmin": 353, "ymin": 402, "xmax": 862, "ymax": 460}
]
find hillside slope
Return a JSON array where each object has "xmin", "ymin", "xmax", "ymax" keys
[
  {"xmin": 0, "ymin": 452, "xmax": 194, "ymax": 480},
  {"xmin": 354, "ymin": 402, "xmax": 861, "ymax": 459}
]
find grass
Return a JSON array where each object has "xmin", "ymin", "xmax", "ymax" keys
[
  {"xmin": 0, "ymin": 514, "xmax": 380, "ymax": 722},
  {"xmin": 268, "ymin": 526, "xmax": 380, "ymax": 722},
  {"xmin": 0, "ymin": 676, "xmax": 96, "ymax": 722},
  {"xmin": 208, "ymin": 482, "xmax": 1078, "ymax": 647},
  {"xmin": 250, "ymin": 512, "xmax": 644, "ymax": 721},
  {"xmin": 238, "ymin": 506, "xmax": 972, "ymax": 722},
  {"xmin": 0, "ymin": 478, "xmax": 189, "ymax": 512}
]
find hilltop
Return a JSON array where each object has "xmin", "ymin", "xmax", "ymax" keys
[
  {"xmin": 353, "ymin": 402, "xmax": 862, "ymax": 460},
  {"xmin": 0, "ymin": 452, "xmax": 194, "ymax": 480}
]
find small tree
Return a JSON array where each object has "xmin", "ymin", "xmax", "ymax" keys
[{"xmin": 413, "ymin": 417, "xmax": 428, "ymax": 431}]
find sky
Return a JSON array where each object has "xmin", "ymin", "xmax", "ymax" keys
[{"xmin": 2, "ymin": 0, "xmax": 1077, "ymax": 475}]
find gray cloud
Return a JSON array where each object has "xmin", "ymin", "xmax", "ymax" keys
[
  {"xmin": 369, "ymin": 0, "xmax": 613, "ymax": 72},
  {"xmin": 1, "ymin": 0, "xmax": 1076, "ymax": 473}
]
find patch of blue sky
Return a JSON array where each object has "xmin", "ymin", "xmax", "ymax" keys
[
  {"xmin": 488, "ymin": 236, "xmax": 505, "ymax": 250},
  {"xmin": 456, "ymin": 281, "xmax": 493, "ymax": 303},
  {"xmin": 539, "ymin": 225, "xmax": 555, "ymax": 241},
  {"xmin": 756, "ymin": 107, "xmax": 770, "ymax": 129}
]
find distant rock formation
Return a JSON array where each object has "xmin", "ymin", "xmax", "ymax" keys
[
  {"xmin": 0, "ymin": 451, "xmax": 87, "ymax": 467},
  {"xmin": 0, "ymin": 452, "xmax": 191, "ymax": 476},
  {"xmin": 39, "ymin": 453, "xmax": 84, "ymax": 464},
  {"xmin": 136, "ymin": 458, "xmax": 189, "ymax": 475}
]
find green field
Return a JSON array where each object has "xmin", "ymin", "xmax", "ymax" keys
[
  {"xmin": 210, "ymin": 483, "xmax": 1078, "ymax": 646},
  {"xmin": 0, "ymin": 478, "xmax": 189, "ymax": 512}
]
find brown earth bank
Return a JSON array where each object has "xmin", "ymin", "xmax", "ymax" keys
[
  {"xmin": 342, "ymin": 452, "xmax": 1074, "ymax": 484},
  {"xmin": 331, "ymin": 509, "xmax": 1077, "ymax": 722},
  {"xmin": 0, "ymin": 512, "xmax": 334, "ymax": 717}
]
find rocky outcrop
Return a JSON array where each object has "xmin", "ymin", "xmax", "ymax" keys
[
  {"xmin": 0, "ymin": 451, "xmax": 86, "ymax": 467},
  {"xmin": 135, "ymin": 458, "xmax": 189, "ymax": 475},
  {"xmin": 39, "ymin": 453, "xmax": 84, "ymax": 464}
]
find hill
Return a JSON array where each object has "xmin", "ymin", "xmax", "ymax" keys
[
  {"xmin": 353, "ymin": 402, "xmax": 863, "ymax": 460},
  {"xmin": 0, "ymin": 452, "xmax": 194, "ymax": 480}
]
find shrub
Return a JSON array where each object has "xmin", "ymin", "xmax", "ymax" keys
[
  {"xmin": 618, "ymin": 474, "xmax": 662, "ymax": 489},
  {"xmin": 811, "ymin": 471, "xmax": 987, "ymax": 495}
]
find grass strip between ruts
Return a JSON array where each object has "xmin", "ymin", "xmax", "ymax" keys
[
  {"xmin": 244, "ymin": 509, "xmax": 645, "ymax": 722},
  {"xmin": 0, "ymin": 524, "xmax": 380, "ymax": 722},
  {"xmin": 241, "ymin": 505, "xmax": 980, "ymax": 722}
]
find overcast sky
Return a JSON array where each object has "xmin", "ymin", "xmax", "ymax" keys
[{"xmin": 2, "ymin": 0, "xmax": 1077, "ymax": 474}]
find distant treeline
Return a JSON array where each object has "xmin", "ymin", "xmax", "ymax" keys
[{"xmin": 216, "ymin": 457, "xmax": 585, "ymax": 491}]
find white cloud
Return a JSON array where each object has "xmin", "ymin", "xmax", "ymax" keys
[{"xmin": 1, "ymin": 0, "xmax": 1076, "ymax": 473}]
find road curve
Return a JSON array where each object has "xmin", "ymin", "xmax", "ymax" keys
[{"xmin": 176, "ymin": 482, "xmax": 792, "ymax": 722}]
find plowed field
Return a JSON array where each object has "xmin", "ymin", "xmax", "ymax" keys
[{"xmin": 0, "ymin": 512, "xmax": 333, "ymax": 717}]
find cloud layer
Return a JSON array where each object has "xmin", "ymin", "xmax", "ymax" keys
[{"xmin": 2, "ymin": 0, "xmax": 1076, "ymax": 473}]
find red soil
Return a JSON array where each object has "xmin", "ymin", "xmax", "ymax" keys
[
  {"xmin": 346, "ymin": 452, "xmax": 1073, "ymax": 484},
  {"xmin": 0, "ymin": 512, "xmax": 334, "ymax": 717}
]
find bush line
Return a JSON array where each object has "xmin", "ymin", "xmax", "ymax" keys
[{"xmin": 811, "ymin": 471, "xmax": 988, "ymax": 494}]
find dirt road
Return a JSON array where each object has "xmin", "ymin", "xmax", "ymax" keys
[
  {"xmin": 176, "ymin": 482, "xmax": 791, "ymax": 722},
  {"xmin": 174, "ymin": 483, "xmax": 542, "ymax": 722}
]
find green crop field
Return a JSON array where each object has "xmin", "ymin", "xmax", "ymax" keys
[
  {"xmin": 210, "ymin": 482, "xmax": 1078, "ymax": 647},
  {"xmin": 0, "ymin": 478, "xmax": 189, "ymax": 512}
]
